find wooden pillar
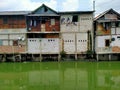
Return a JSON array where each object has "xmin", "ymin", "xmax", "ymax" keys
[
  {"xmin": 75, "ymin": 33, "xmax": 77, "ymax": 60},
  {"xmin": 40, "ymin": 54, "xmax": 42, "ymax": 62},
  {"xmin": 75, "ymin": 54, "xmax": 78, "ymax": 60},
  {"xmin": 58, "ymin": 54, "xmax": 61, "ymax": 61},
  {"xmin": 109, "ymin": 54, "xmax": 111, "ymax": 61}
]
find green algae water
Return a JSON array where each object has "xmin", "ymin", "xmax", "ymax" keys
[{"xmin": 0, "ymin": 61, "xmax": 120, "ymax": 90}]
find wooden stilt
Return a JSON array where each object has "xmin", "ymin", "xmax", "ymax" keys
[
  {"xmin": 40, "ymin": 54, "xmax": 42, "ymax": 62},
  {"xmin": 75, "ymin": 54, "xmax": 78, "ymax": 60},
  {"xmin": 109, "ymin": 54, "xmax": 111, "ymax": 61},
  {"xmin": 96, "ymin": 54, "xmax": 99, "ymax": 61},
  {"xmin": 58, "ymin": 54, "xmax": 61, "ymax": 61}
]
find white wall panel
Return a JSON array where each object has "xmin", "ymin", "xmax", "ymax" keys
[
  {"xmin": 28, "ymin": 38, "xmax": 59, "ymax": 54},
  {"xmin": 77, "ymin": 33, "xmax": 88, "ymax": 53},
  {"xmin": 116, "ymin": 28, "xmax": 120, "ymax": 34},
  {"xmin": 0, "ymin": 35, "xmax": 8, "ymax": 39},
  {"xmin": 62, "ymin": 33, "xmax": 75, "ymax": 54}
]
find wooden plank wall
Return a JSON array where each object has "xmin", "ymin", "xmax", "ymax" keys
[{"xmin": 0, "ymin": 16, "xmax": 26, "ymax": 29}]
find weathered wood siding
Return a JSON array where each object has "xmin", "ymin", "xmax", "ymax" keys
[
  {"xmin": 27, "ymin": 18, "xmax": 60, "ymax": 32},
  {"xmin": 0, "ymin": 16, "xmax": 26, "ymax": 29}
]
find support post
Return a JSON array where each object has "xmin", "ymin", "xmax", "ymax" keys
[
  {"xmin": 75, "ymin": 54, "xmax": 78, "ymax": 60},
  {"xmin": 96, "ymin": 54, "xmax": 99, "ymax": 61},
  {"xmin": 109, "ymin": 54, "xmax": 111, "ymax": 61},
  {"xmin": 40, "ymin": 54, "xmax": 42, "ymax": 62},
  {"xmin": 58, "ymin": 54, "xmax": 61, "ymax": 62}
]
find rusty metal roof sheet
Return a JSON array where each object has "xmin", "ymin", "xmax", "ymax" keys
[{"xmin": 0, "ymin": 11, "xmax": 31, "ymax": 15}]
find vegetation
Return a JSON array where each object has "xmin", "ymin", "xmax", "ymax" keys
[
  {"xmin": 86, "ymin": 50, "xmax": 94, "ymax": 59},
  {"xmin": 60, "ymin": 50, "xmax": 66, "ymax": 58}
]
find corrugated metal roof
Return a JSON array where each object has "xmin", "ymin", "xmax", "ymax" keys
[
  {"xmin": 0, "ymin": 11, "xmax": 31, "ymax": 15},
  {"xmin": 27, "ymin": 14, "xmax": 60, "ymax": 17},
  {"xmin": 94, "ymin": 9, "xmax": 120, "ymax": 21},
  {"xmin": 58, "ymin": 11, "xmax": 94, "ymax": 15}
]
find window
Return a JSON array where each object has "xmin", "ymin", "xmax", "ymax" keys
[
  {"xmin": 44, "ymin": 7, "xmax": 48, "ymax": 12},
  {"xmin": 116, "ymin": 22, "xmax": 120, "ymax": 27},
  {"xmin": 105, "ymin": 39, "xmax": 110, "ymax": 47},
  {"xmin": 3, "ymin": 17, "xmax": 8, "ymax": 24},
  {"xmin": 41, "ymin": 19, "xmax": 45, "ymax": 24},
  {"xmin": 111, "ymin": 22, "xmax": 115, "ymax": 27},
  {"xmin": 13, "ymin": 40, "xmax": 18, "ymax": 46},
  {"xmin": 72, "ymin": 15, "xmax": 78, "ymax": 22},
  {"xmin": 51, "ymin": 19, "xmax": 55, "ymax": 25}
]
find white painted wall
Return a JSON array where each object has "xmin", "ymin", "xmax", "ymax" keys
[
  {"xmin": 111, "ymin": 35, "xmax": 120, "ymax": 47},
  {"xmin": 62, "ymin": 33, "xmax": 75, "ymax": 54},
  {"xmin": 111, "ymin": 28, "xmax": 116, "ymax": 34},
  {"xmin": 79, "ymin": 14, "xmax": 93, "ymax": 32},
  {"xmin": 111, "ymin": 27, "xmax": 120, "ymax": 34},
  {"xmin": 0, "ymin": 35, "xmax": 8, "ymax": 39},
  {"xmin": 96, "ymin": 35, "xmax": 120, "ymax": 53},
  {"xmin": 116, "ymin": 28, "xmax": 120, "ymax": 34},
  {"xmin": 60, "ymin": 14, "xmax": 93, "ymax": 33},
  {"xmin": 62, "ymin": 33, "xmax": 88, "ymax": 54},
  {"xmin": 9, "ymin": 34, "xmax": 25, "ymax": 40},
  {"xmin": 28, "ymin": 39, "xmax": 40, "ymax": 53},
  {"xmin": 0, "ymin": 29, "xmax": 26, "ymax": 33},
  {"xmin": 41, "ymin": 38, "xmax": 59, "ymax": 54},
  {"xmin": 77, "ymin": 33, "xmax": 88, "ymax": 53},
  {"xmin": 96, "ymin": 36, "xmax": 110, "ymax": 48},
  {"xmin": 28, "ymin": 38, "xmax": 59, "ymax": 54},
  {"xmin": 60, "ymin": 15, "xmax": 78, "ymax": 32}
]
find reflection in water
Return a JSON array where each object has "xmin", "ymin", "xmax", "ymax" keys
[{"xmin": 0, "ymin": 62, "xmax": 120, "ymax": 90}]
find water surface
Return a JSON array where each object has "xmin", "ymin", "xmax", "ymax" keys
[{"xmin": 0, "ymin": 61, "xmax": 120, "ymax": 90}]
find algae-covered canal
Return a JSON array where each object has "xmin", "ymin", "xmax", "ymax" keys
[{"xmin": 0, "ymin": 61, "xmax": 120, "ymax": 90}]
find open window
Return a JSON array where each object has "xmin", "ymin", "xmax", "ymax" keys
[
  {"xmin": 3, "ymin": 17, "xmax": 8, "ymax": 24},
  {"xmin": 72, "ymin": 15, "xmax": 78, "ymax": 22},
  {"xmin": 13, "ymin": 40, "xmax": 18, "ymax": 46},
  {"xmin": 105, "ymin": 39, "xmax": 110, "ymax": 47},
  {"xmin": 44, "ymin": 7, "xmax": 48, "ymax": 12}
]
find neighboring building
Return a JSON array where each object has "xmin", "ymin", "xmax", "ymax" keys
[
  {"xmin": 59, "ymin": 11, "xmax": 94, "ymax": 59},
  {"xmin": 94, "ymin": 9, "xmax": 120, "ymax": 61},
  {"xmin": 26, "ymin": 4, "xmax": 60, "ymax": 61},
  {"xmin": 0, "ymin": 11, "xmax": 29, "ymax": 61}
]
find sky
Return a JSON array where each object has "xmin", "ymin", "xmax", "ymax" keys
[{"xmin": 0, "ymin": 0, "xmax": 120, "ymax": 16}]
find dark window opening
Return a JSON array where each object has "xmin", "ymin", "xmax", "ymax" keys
[
  {"xmin": 13, "ymin": 40, "xmax": 18, "ymax": 46},
  {"xmin": 104, "ymin": 22, "xmax": 111, "ymax": 30},
  {"xmin": 116, "ymin": 22, "xmax": 120, "ymax": 27},
  {"xmin": 41, "ymin": 19, "xmax": 46, "ymax": 24},
  {"xmin": 105, "ymin": 39, "xmax": 110, "ymax": 47},
  {"xmin": 72, "ymin": 15, "xmax": 78, "ymax": 22},
  {"xmin": 44, "ymin": 7, "xmax": 48, "ymax": 12},
  {"xmin": 3, "ymin": 17, "xmax": 8, "ymax": 24}
]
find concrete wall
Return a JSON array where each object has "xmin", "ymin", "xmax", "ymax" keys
[
  {"xmin": 77, "ymin": 33, "xmax": 88, "ymax": 53},
  {"xmin": 60, "ymin": 14, "xmax": 93, "ymax": 33},
  {"xmin": 96, "ymin": 35, "xmax": 120, "ymax": 54},
  {"xmin": 62, "ymin": 33, "xmax": 88, "ymax": 54},
  {"xmin": 28, "ymin": 38, "xmax": 59, "ymax": 54}
]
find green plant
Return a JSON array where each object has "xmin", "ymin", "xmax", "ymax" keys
[
  {"xmin": 86, "ymin": 50, "xmax": 94, "ymax": 59},
  {"xmin": 60, "ymin": 50, "xmax": 66, "ymax": 58}
]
